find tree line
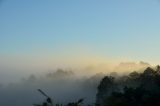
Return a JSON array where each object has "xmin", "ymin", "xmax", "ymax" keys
[{"xmin": 34, "ymin": 66, "xmax": 160, "ymax": 106}]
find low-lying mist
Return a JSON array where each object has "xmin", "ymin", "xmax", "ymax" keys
[{"xmin": 0, "ymin": 61, "xmax": 151, "ymax": 106}]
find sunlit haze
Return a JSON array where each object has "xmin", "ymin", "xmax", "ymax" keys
[
  {"xmin": 0, "ymin": 0, "xmax": 160, "ymax": 82},
  {"xmin": 1, "ymin": 1, "xmax": 160, "ymax": 106}
]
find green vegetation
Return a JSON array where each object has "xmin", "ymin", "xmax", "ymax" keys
[
  {"xmin": 34, "ymin": 66, "xmax": 160, "ymax": 106},
  {"xmin": 34, "ymin": 89, "xmax": 84, "ymax": 106},
  {"xmin": 96, "ymin": 65, "xmax": 160, "ymax": 106}
]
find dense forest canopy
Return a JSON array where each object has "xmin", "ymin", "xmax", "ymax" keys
[{"xmin": 96, "ymin": 65, "xmax": 160, "ymax": 106}]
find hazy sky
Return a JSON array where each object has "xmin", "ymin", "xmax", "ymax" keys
[{"xmin": 1, "ymin": 0, "xmax": 160, "ymax": 77}]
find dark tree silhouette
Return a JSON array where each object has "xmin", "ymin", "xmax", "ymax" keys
[
  {"xmin": 34, "ymin": 89, "xmax": 53, "ymax": 106},
  {"xmin": 96, "ymin": 66, "xmax": 160, "ymax": 106},
  {"xmin": 34, "ymin": 89, "xmax": 84, "ymax": 106},
  {"xmin": 33, "ymin": 65, "xmax": 160, "ymax": 106}
]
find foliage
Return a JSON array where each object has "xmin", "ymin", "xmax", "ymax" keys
[
  {"xmin": 34, "ymin": 65, "xmax": 160, "ymax": 106},
  {"xmin": 33, "ymin": 89, "xmax": 84, "ymax": 106},
  {"xmin": 96, "ymin": 66, "xmax": 160, "ymax": 106},
  {"xmin": 33, "ymin": 89, "xmax": 53, "ymax": 106}
]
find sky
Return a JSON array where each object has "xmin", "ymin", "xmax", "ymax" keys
[{"xmin": 0, "ymin": 0, "xmax": 160, "ymax": 82}]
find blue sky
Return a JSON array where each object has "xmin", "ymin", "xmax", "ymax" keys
[{"xmin": 1, "ymin": 0, "xmax": 160, "ymax": 66}]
